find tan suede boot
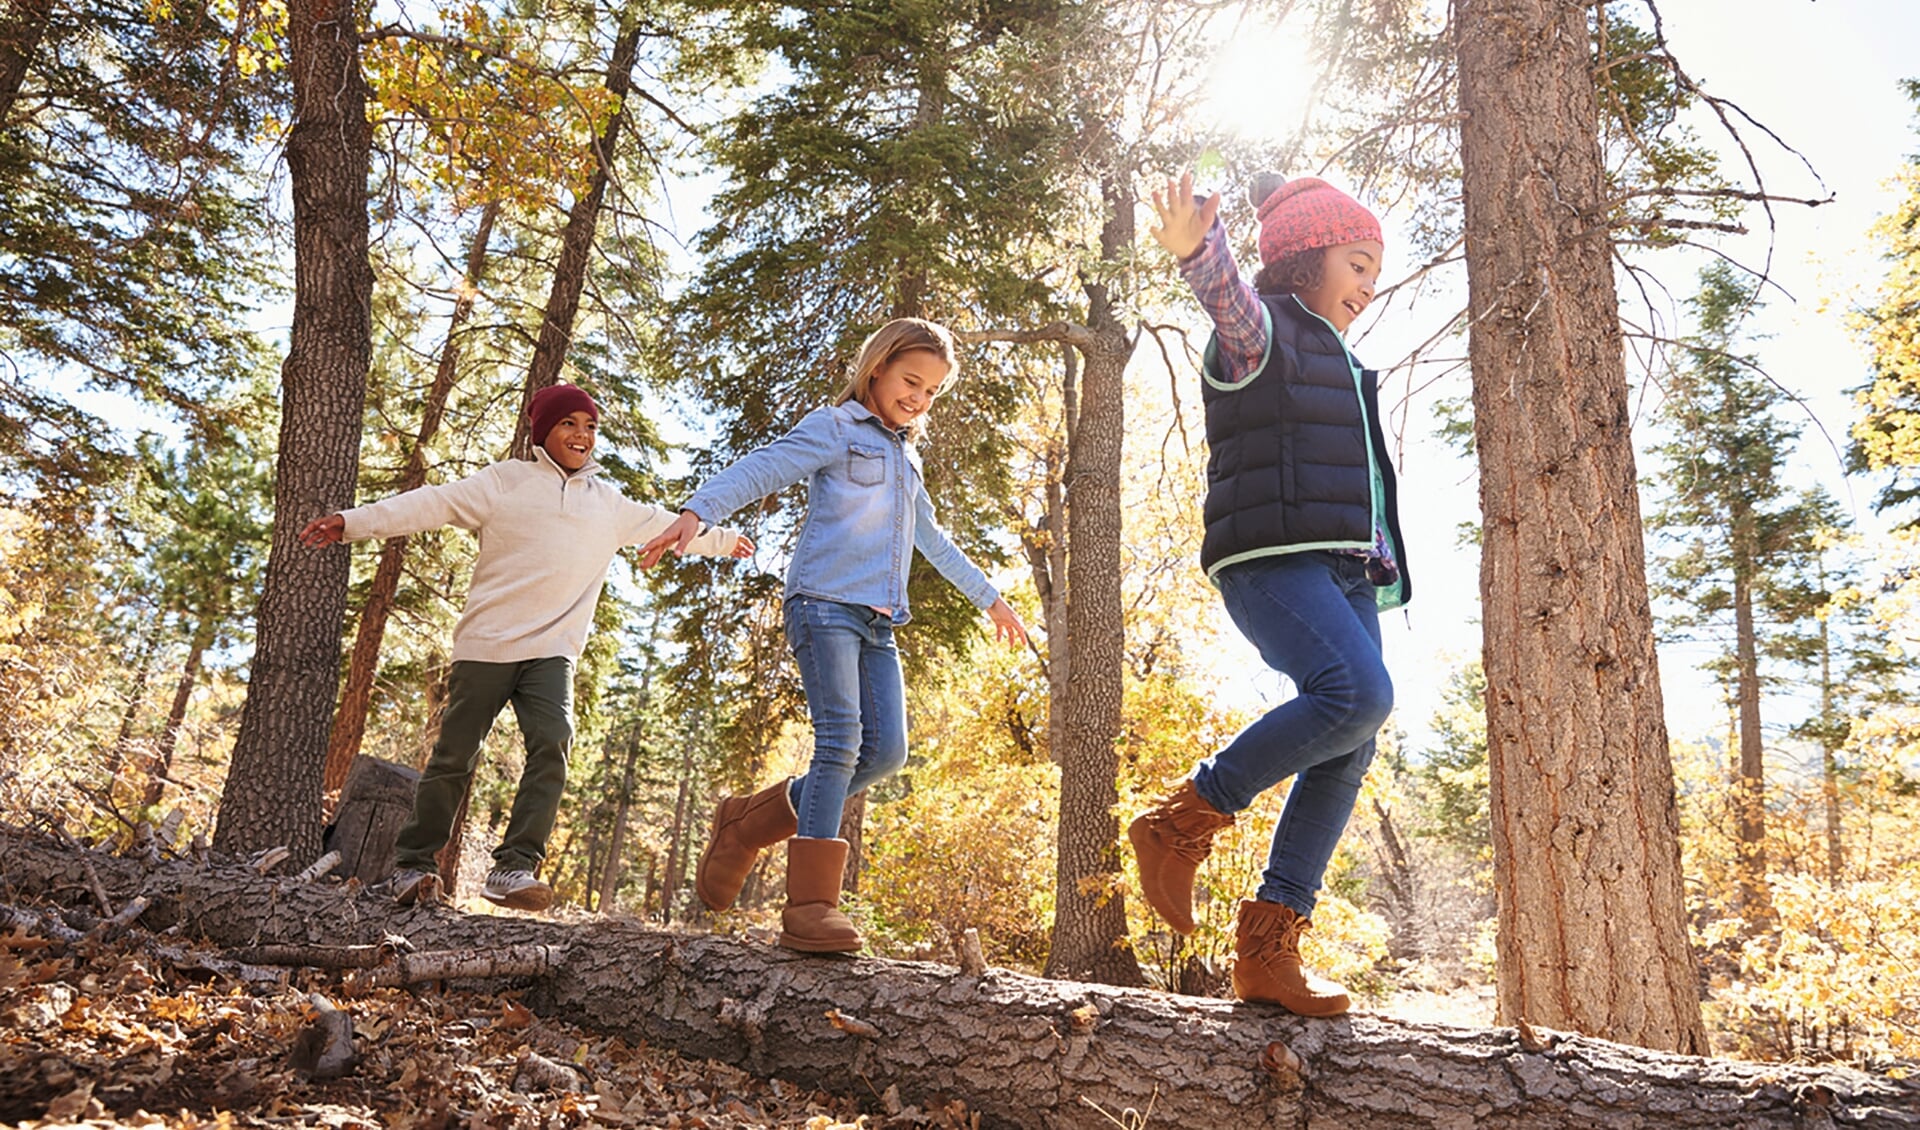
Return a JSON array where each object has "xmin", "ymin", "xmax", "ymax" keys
[
  {"xmin": 695, "ymin": 778, "xmax": 798, "ymax": 911},
  {"xmin": 779, "ymin": 837, "xmax": 862, "ymax": 953},
  {"xmin": 1232, "ymin": 898, "xmax": 1350, "ymax": 1017},
  {"xmin": 1126, "ymin": 779, "xmax": 1235, "ymax": 935}
]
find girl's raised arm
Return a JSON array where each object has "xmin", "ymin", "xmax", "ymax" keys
[{"xmin": 1150, "ymin": 171, "xmax": 1221, "ymax": 260}]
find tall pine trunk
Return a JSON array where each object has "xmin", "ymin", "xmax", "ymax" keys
[
  {"xmin": 597, "ymin": 735, "xmax": 642, "ymax": 913},
  {"xmin": 323, "ymin": 202, "xmax": 499, "ymax": 795},
  {"xmin": 213, "ymin": 0, "xmax": 370, "ymax": 864},
  {"xmin": 1729, "ymin": 505, "xmax": 1771, "ymax": 928},
  {"xmin": 1042, "ymin": 167, "xmax": 1142, "ymax": 988},
  {"xmin": 509, "ymin": 18, "xmax": 644, "ymax": 459},
  {"xmin": 1456, "ymin": 0, "xmax": 1705, "ymax": 1052},
  {"xmin": 1818, "ymin": 615, "xmax": 1845, "ymax": 884}
]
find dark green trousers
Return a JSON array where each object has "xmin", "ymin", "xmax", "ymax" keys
[{"xmin": 393, "ymin": 656, "xmax": 574, "ymax": 873}]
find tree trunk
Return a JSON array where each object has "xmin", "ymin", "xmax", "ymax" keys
[
  {"xmin": 1017, "ymin": 346, "xmax": 1074, "ymax": 763},
  {"xmin": 213, "ymin": 0, "xmax": 371, "ymax": 866},
  {"xmin": 1043, "ymin": 166, "xmax": 1142, "ymax": 988},
  {"xmin": 323, "ymin": 202, "xmax": 499, "ymax": 796},
  {"xmin": 0, "ymin": 0, "xmax": 51, "ymax": 123},
  {"xmin": 107, "ymin": 628, "xmax": 161, "ymax": 786},
  {"xmin": 838, "ymin": 790, "xmax": 868, "ymax": 893},
  {"xmin": 509, "ymin": 19, "xmax": 644, "ymax": 460},
  {"xmin": 658, "ymin": 741, "xmax": 694, "ymax": 920},
  {"xmin": 3, "ymin": 830, "xmax": 1912, "ymax": 1130},
  {"xmin": 1456, "ymin": 0, "xmax": 1706, "ymax": 1053},
  {"xmin": 145, "ymin": 617, "xmax": 214, "ymax": 807},
  {"xmin": 597, "ymin": 735, "xmax": 642, "ymax": 913},
  {"xmin": 1730, "ymin": 510, "xmax": 1772, "ymax": 929},
  {"xmin": 1819, "ymin": 615, "xmax": 1844, "ymax": 885}
]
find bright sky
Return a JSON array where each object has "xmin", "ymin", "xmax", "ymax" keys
[{"xmin": 1267, "ymin": 0, "xmax": 1920, "ymax": 757}]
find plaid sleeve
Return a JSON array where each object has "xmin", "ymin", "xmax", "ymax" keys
[{"xmin": 1178, "ymin": 218, "xmax": 1268, "ymax": 384}]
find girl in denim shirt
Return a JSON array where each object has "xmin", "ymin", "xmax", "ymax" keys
[{"xmin": 641, "ymin": 317, "xmax": 1027, "ymax": 953}]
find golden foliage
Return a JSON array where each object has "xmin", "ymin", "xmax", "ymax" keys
[{"xmin": 362, "ymin": 4, "xmax": 620, "ymax": 215}]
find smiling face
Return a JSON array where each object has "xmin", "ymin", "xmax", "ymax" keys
[
  {"xmin": 862, "ymin": 348, "xmax": 950, "ymax": 431},
  {"xmin": 541, "ymin": 410, "xmax": 598, "ymax": 473},
  {"xmin": 1294, "ymin": 238, "xmax": 1384, "ymax": 334}
]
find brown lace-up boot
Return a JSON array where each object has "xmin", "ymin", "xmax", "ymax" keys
[
  {"xmin": 1127, "ymin": 779, "xmax": 1235, "ymax": 935},
  {"xmin": 1232, "ymin": 898, "xmax": 1350, "ymax": 1016},
  {"xmin": 779, "ymin": 837, "xmax": 862, "ymax": 953},
  {"xmin": 695, "ymin": 778, "xmax": 797, "ymax": 911}
]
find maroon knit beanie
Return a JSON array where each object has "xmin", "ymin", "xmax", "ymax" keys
[
  {"xmin": 1254, "ymin": 175, "xmax": 1382, "ymax": 266},
  {"xmin": 528, "ymin": 383, "xmax": 600, "ymax": 446}
]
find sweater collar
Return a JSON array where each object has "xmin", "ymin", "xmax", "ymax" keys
[{"xmin": 532, "ymin": 445, "xmax": 602, "ymax": 480}]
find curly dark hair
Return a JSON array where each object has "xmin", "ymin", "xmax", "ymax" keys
[{"xmin": 1253, "ymin": 246, "xmax": 1327, "ymax": 296}]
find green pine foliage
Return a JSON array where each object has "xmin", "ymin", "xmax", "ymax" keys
[
  {"xmin": 0, "ymin": 1, "xmax": 280, "ymax": 438},
  {"xmin": 1646, "ymin": 262, "xmax": 1831, "ymax": 693}
]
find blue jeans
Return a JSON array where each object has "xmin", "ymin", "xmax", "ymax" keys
[
  {"xmin": 1192, "ymin": 553, "xmax": 1392, "ymax": 916},
  {"xmin": 785, "ymin": 597, "xmax": 909, "ymax": 839}
]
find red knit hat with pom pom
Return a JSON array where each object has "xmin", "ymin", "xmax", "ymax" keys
[
  {"xmin": 528, "ymin": 383, "xmax": 600, "ymax": 446},
  {"xmin": 1254, "ymin": 175, "xmax": 1382, "ymax": 266}
]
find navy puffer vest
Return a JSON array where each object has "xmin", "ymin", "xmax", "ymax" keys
[{"xmin": 1199, "ymin": 294, "xmax": 1411, "ymax": 608}]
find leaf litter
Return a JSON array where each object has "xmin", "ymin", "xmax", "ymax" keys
[{"xmin": 0, "ymin": 925, "xmax": 982, "ymax": 1129}]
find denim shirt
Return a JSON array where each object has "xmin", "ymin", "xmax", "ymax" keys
[{"xmin": 682, "ymin": 402, "xmax": 998, "ymax": 625}]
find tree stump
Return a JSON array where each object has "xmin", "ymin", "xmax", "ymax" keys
[{"xmin": 323, "ymin": 756, "xmax": 418, "ymax": 885}]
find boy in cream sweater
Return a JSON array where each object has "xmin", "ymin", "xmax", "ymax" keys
[{"xmin": 300, "ymin": 384, "xmax": 751, "ymax": 910}]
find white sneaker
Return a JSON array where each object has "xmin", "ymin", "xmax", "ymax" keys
[
  {"xmin": 389, "ymin": 868, "xmax": 441, "ymax": 907},
  {"xmin": 482, "ymin": 868, "xmax": 553, "ymax": 911}
]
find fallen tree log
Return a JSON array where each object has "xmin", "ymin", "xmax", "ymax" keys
[{"xmin": 0, "ymin": 826, "xmax": 1913, "ymax": 1129}]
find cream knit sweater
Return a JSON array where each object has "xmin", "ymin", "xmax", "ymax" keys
[{"xmin": 339, "ymin": 449, "xmax": 741, "ymax": 664}]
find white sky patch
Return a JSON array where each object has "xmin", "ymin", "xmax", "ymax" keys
[{"xmin": 1200, "ymin": 15, "xmax": 1318, "ymax": 144}]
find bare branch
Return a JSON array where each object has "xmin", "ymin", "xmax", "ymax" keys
[{"xmin": 957, "ymin": 322, "xmax": 1099, "ymax": 351}]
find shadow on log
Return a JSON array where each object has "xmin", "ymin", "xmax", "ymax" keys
[{"xmin": 1, "ymin": 826, "xmax": 1914, "ymax": 1129}]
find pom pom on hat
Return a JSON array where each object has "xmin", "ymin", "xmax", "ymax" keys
[
  {"xmin": 528, "ymin": 383, "xmax": 600, "ymax": 446},
  {"xmin": 1253, "ymin": 174, "xmax": 1382, "ymax": 266}
]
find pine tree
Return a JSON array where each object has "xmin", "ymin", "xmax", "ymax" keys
[
  {"xmin": 1647, "ymin": 262, "xmax": 1830, "ymax": 930},
  {"xmin": 1456, "ymin": 0, "xmax": 1706, "ymax": 1053},
  {"xmin": 0, "ymin": 1, "xmax": 278, "ymax": 443}
]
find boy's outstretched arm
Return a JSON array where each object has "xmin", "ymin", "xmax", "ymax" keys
[
  {"xmin": 1150, "ymin": 171, "xmax": 1221, "ymax": 260},
  {"xmin": 299, "ymin": 514, "xmax": 346, "ymax": 547}
]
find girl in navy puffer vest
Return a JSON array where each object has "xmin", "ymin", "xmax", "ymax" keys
[{"xmin": 1129, "ymin": 171, "xmax": 1412, "ymax": 1018}]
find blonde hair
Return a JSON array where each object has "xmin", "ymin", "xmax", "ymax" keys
[{"xmin": 833, "ymin": 317, "xmax": 959, "ymax": 442}]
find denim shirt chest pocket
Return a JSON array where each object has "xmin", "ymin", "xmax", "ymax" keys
[{"xmin": 848, "ymin": 442, "xmax": 888, "ymax": 487}]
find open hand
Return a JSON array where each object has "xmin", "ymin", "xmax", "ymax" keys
[
  {"xmin": 729, "ymin": 533, "xmax": 755, "ymax": 559},
  {"xmin": 1149, "ymin": 170, "xmax": 1221, "ymax": 261},
  {"xmin": 638, "ymin": 510, "xmax": 702, "ymax": 568},
  {"xmin": 986, "ymin": 597, "xmax": 1028, "ymax": 648},
  {"xmin": 299, "ymin": 514, "xmax": 345, "ymax": 547}
]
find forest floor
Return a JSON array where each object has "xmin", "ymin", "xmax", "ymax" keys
[{"xmin": 0, "ymin": 912, "xmax": 976, "ymax": 1130}]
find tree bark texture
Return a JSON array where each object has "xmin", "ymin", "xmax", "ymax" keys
[
  {"xmin": 1043, "ymin": 168, "xmax": 1141, "ymax": 988},
  {"xmin": 1, "ymin": 829, "xmax": 1912, "ymax": 1130},
  {"xmin": 323, "ymin": 201, "xmax": 497, "ymax": 795},
  {"xmin": 0, "ymin": 0, "xmax": 51, "ymax": 123},
  {"xmin": 322, "ymin": 756, "xmax": 419, "ymax": 885},
  {"xmin": 1456, "ymin": 0, "xmax": 1707, "ymax": 1053},
  {"xmin": 510, "ymin": 20, "xmax": 643, "ymax": 460},
  {"xmin": 213, "ymin": 0, "xmax": 371, "ymax": 866}
]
